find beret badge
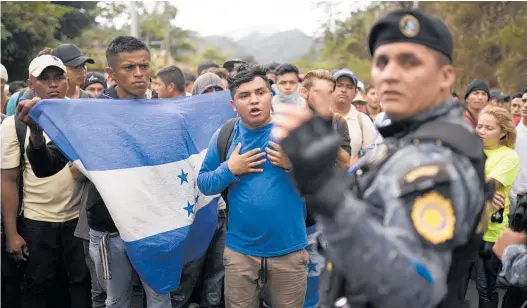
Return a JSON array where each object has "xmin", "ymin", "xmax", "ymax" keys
[{"xmin": 399, "ymin": 14, "xmax": 420, "ymax": 38}]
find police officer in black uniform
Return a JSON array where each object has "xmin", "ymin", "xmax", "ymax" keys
[{"xmin": 272, "ymin": 9, "xmax": 494, "ymax": 308}]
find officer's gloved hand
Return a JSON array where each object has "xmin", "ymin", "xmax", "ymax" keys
[{"xmin": 281, "ymin": 115, "xmax": 342, "ymax": 216}]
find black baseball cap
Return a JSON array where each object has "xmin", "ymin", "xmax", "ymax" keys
[
  {"xmin": 223, "ymin": 59, "xmax": 246, "ymax": 72},
  {"xmin": 52, "ymin": 44, "xmax": 95, "ymax": 67},
  {"xmin": 81, "ymin": 72, "xmax": 107, "ymax": 90}
]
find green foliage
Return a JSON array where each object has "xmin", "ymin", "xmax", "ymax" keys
[
  {"xmin": 1, "ymin": 2, "xmax": 75, "ymax": 80},
  {"xmin": 73, "ymin": 1, "xmax": 195, "ymax": 66},
  {"xmin": 192, "ymin": 47, "xmax": 228, "ymax": 68},
  {"xmin": 295, "ymin": 2, "xmax": 388, "ymax": 83},
  {"xmin": 297, "ymin": 1, "xmax": 527, "ymax": 93}
]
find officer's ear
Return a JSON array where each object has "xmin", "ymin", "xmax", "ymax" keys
[
  {"xmin": 438, "ymin": 64, "xmax": 456, "ymax": 92},
  {"xmin": 435, "ymin": 52, "xmax": 456, "ymax": 91}
]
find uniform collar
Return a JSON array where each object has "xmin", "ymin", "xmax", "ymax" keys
[{"xmin": 378, "ymin": 99, "xmax": 460, "ymax": 139}]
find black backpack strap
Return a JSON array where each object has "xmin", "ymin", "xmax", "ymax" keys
[
  {"xmin": 14, "ymin": 115, "xmax": 28, "ymax": 217},
  {"xmin": 216, "ymin": 118, "xmax": 237, "ymax": 210}
]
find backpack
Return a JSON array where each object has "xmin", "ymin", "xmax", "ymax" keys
[
  {"xmin": 14, "ymin": 115, "xmax": 27, "ymax": 217},
  {"xmin": 216, "ymin": 118, "xmax": 238, "ymax": 211}
]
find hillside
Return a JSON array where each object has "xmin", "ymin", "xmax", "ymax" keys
[
  {"xmin": 189, "ymin": 29, "xmax": 316, "ymax": 64},
  {"xmin": 238, "ymin": 29, "xmax": 315, "ymax": 64}
]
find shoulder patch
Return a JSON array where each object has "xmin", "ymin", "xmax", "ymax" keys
[
  {"xmin": 398, "ymin": 163, "xmax": 450, "ymax": 196},
  {"xmin": 404, "ymin": 165, "xmax": 439, "ymax": 183},
  {"xmin": 411, "ymin": 191, "xmax": 456, "ymax": 245}
]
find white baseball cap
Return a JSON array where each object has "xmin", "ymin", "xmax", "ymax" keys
[
  {"xmin": 28, "ymin": 55, "xmax": 67, "ymax": 78},
  {"xmin": 357, "ymin": 80, "xmax": 365, "ymax": 92},
  {"xmin": 0, "ymin": 64, "xmax": 8, "ymax": 82}
]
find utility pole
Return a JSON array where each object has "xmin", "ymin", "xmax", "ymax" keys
[
  {"xmin": 164, "ymin": 28, "xmax": 171, "ymax": 66},
  {"xmin": 130, "ymin": 2, "xmax": 140, "ymax": 38}
]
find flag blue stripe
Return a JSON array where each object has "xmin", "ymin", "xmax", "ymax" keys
[
  {"xmin": 29, "ymin": 90, "xmax": 236, "ymax": 171},
  {"xmin": 124, "ymin": 198, "xmax": 218, "ymax": 294},
  {"xmin": 305, "ymin": 224, "xmax": 321, "ymax": 308},
  {"xmin": 29, "ymin": 91, "xmax": 235, "ymax": 293}
]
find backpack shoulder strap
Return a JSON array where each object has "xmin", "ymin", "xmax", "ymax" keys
[
  {"xmin": 216, "ymin": 118, "xmax": 237, "ymax": 213},
  {"xmin": 14, "ymin": 116, "xmax": 28, "ymax": 168},
  {"xmin": 217, "ymin": 118, "xmax": 238, "ymax": 163},
  {"xmin": 14, "ymin": 115, "xmax": 28, "ymax": 216}
]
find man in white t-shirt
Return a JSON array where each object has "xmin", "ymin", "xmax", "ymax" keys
[
  {"xmin": 1, "ymin": 55, "xmax": 90, "ymax": 307},
  {"xmin": 510, "ymin": 92, "xmax": 527, "ymax": 211},
  {"xmin": 330, "ymin": 69, "xmax": 376, "ymax": 165}
]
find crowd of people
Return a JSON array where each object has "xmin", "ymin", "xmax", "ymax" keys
[{"xmin": 1, "ymin": 7, "xmax": 527, "ymax": 308}]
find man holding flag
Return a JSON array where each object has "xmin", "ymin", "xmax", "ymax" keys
[{"xmin": 16, "ymin": 36, "xmax": 174, "ymax": 308}]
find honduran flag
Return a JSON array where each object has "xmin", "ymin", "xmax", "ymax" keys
[
  {"xmin": 29, "ymin": 90, "xmax": 237, "ymax": 294},
  {"xmin": 305, "ymin": 224, "xmax": 325, "ymax": 308}
]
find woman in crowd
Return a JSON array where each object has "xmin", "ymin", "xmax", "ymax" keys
[
  {"xmin": 191, "ymin": 72, "xmax": 225, "ymax": 95},
  {"xmin": 470, "ymin": 106, "xmax": 521, "ymax": 308}
]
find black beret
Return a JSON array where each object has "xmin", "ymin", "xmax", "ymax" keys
[{"xmin": 368, "ymin": 9, "xmax": 454, "ymax": 61}]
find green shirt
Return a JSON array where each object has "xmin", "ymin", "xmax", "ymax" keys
[{"xmin": 483, "ymin": 146, "xmax": 521, "ymax": 242}]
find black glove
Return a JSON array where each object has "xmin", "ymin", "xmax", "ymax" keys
[
  {"xmin": 282, "ymin": 116, "xmax": 341, "ymax": 194},
  {"xmin": 281, "ymin": 115, "xmax": 341, "ymax": 195}
]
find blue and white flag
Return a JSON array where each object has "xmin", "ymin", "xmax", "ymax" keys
[
  {"xmin": 305, "ymin": 224, "xmax": 325, "ymax": 308},
  {"xmin": 29, "ymin": 90, "xmax": 237, "ymax": 294}
]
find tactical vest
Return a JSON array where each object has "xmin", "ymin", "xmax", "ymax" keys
[{"xmin": 319, "ymin": 118, "xmax": 492, "ymax": 308}]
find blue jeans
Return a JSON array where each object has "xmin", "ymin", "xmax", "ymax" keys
[
  {"xmin": 89, "ymin": 229, "xmax": 171, "ymax": 308},
  {"xmin": 171, "ymin": 213, "xmax": 227, "ymax": 308}
]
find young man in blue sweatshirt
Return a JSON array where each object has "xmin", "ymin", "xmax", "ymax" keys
[{"xmin": 197, "ymin": 64, "xmax": 308, "ymax": 308}]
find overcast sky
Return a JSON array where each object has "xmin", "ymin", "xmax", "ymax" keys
[{"xmin": 171, "ymin": 0, "xmax": 371, "ymax": 39}]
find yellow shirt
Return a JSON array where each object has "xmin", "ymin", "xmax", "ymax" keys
[
  {"xmin": 1, "ymin": 116, "xmax": 81, "ymax": 222},
  {"xmin": 483, "ymin": 146, "xmax": 521, "ymax": 242}
]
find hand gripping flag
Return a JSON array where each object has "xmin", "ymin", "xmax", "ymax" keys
[{"xmin": 29, "ymin": 90, "xmax": 237, "ymax": 294}]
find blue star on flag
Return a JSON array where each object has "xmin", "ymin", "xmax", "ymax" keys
[
  {"xmin": 184, "ymin": 201, "xmax": 194, "ymax": 216},
  {"xmin": 308, "ymin": 260, "xmax": 318, "ymax": 273},
  {"xmin": 178, "ymin": 169, "xmax": 189, "ymax": 185}
]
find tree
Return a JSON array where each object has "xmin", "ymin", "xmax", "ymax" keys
[
  {"xmin": 199, "ymin": 47, "xmax": 228, "ymax": 65},
  {"xmin": 64, "ymin": 1, "xmax": 195, "ymax": 71},
  {"xmin": 1, "ymin": 2, "xmax": 98, "ymax": 80},
  {"xmin": 52, "ymin": 1, "xmax": 99, "ymax": 40},
  {"xmin": 297, "ymin": 1, "xmax": 527, "ymax": 93}
]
